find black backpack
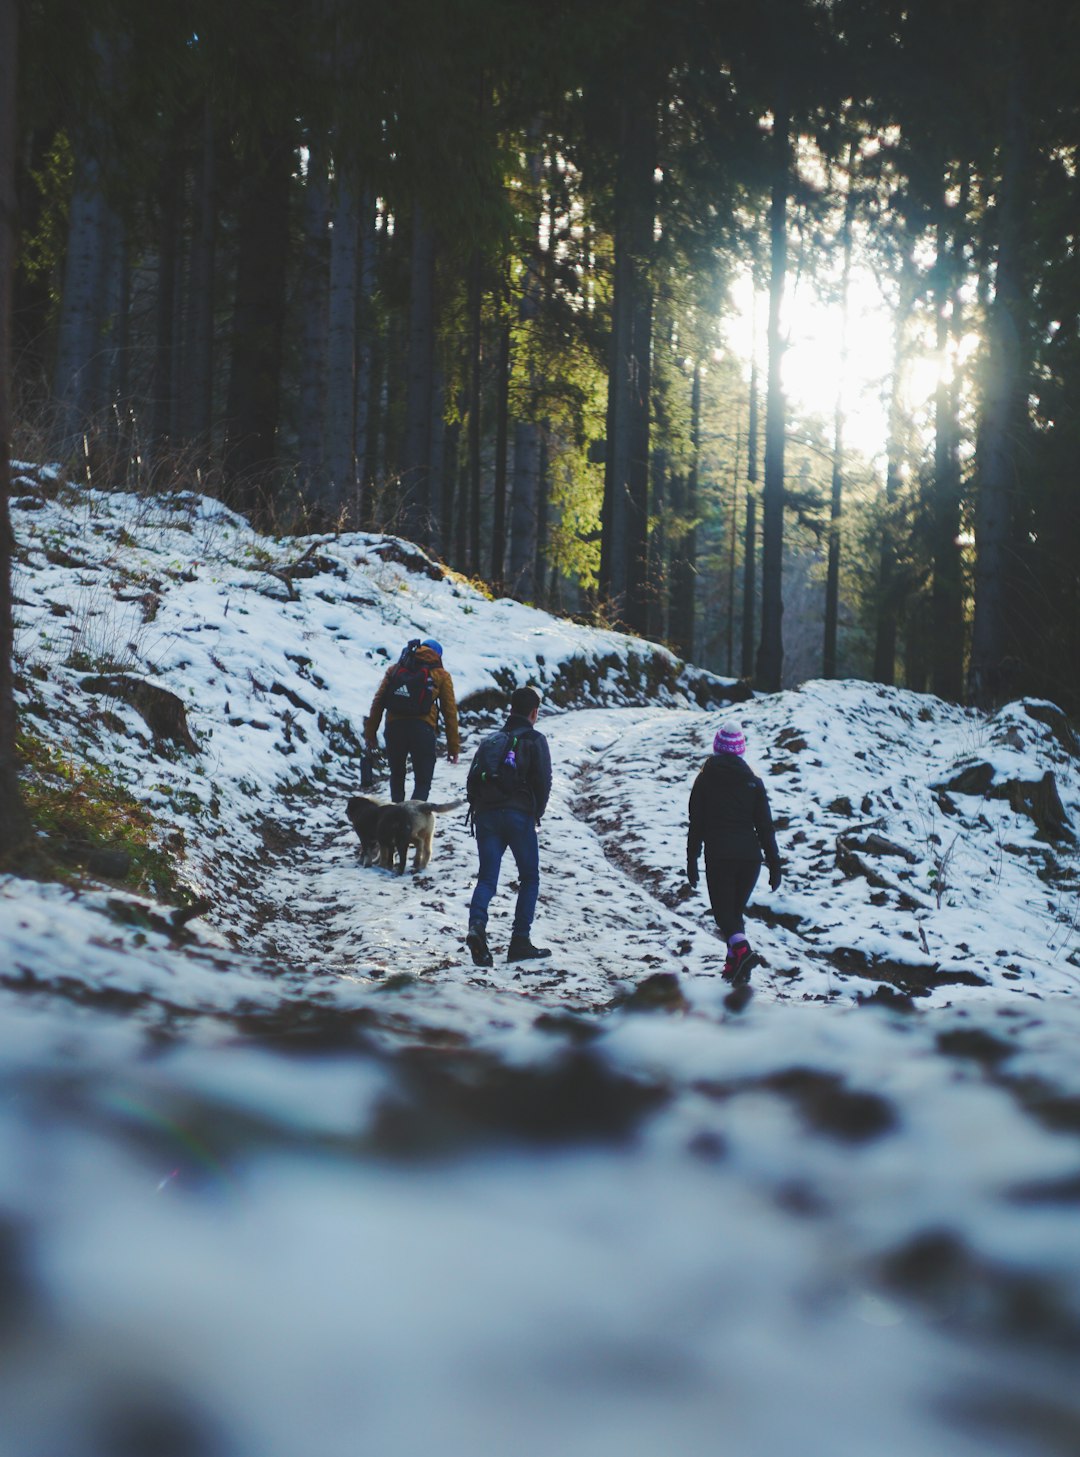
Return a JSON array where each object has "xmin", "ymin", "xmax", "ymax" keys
[
  {"xmin": 385, "ymin": 640, "xmax": 436, "ymax": 718},
  {"xmin": 468, "ymin": 729, "xmax": 533, "ymax": 806}
]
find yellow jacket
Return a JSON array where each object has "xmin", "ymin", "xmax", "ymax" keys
[{"xmin": 364, "ymin": 645, "xmax": 460, "ymax": 756}]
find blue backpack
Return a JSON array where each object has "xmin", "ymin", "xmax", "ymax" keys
[{"xmin": 468, "ymin": 729, "xmax": 532, "ymax": 805}]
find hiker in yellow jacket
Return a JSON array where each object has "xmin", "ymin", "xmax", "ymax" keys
[{"xmin": 364, "ymin": 638, "xmax": 460, "ymax": 802}]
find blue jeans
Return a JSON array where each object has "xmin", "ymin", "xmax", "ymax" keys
[
  {"xmin": 469, "ymin": 807, "xmax": 539, "ymax": 937},
  {"xmin": 385, "ymin": 719, "xmax": 437, "ymax": 802}
]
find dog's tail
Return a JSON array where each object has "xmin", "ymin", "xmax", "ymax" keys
[{"xmin": 417, "ymin": 798, "xmax": 465, "ymax": 814}]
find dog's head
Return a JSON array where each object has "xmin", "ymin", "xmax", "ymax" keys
[{"xmin": 346, "ymin": 795, "xmax": 383, "ymax": 835}]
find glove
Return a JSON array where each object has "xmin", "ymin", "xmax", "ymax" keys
[
  {"xmin": 686, "ymin": 860, "xmax": 699, "ymax": 890},
  {"xmin": 769, "ymin": 864, "xmax": 782, "ymax": 891}
]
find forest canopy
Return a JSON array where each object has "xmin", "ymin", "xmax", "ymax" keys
[{"xmin": 4, "ymin": 0, "xmax": 1080, "ymax": 718}]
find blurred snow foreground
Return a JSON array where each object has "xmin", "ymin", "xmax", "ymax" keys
[{"xmin": 3, "ymin": 476, "xmax": 1080, "ymax": 1457}]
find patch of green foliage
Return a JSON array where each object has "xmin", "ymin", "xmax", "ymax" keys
[{"xmin": 15, "ymin": 729, "xmax": 187, "ymax": 900}]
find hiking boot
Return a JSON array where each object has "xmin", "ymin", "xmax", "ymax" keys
[
  {"xmin": 725, "ymin": 941, "xmax": 757, "ymax": 985},
  {"xmin": 466, "ymin": 924, "xmax": 494, "ymax": 968},
  {"xmin": 507, "ymin": 934, "xmax": 552, "ymax": 963}
]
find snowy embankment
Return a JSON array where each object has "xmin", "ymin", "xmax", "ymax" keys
[{"xmin": 3, "ymin": 476, "xmax": 1080, "ymax": 1457}]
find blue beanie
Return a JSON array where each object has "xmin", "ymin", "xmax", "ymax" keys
[{"xmin": 421, "ymin": 638, "xmax": 443, "ymax": 658}]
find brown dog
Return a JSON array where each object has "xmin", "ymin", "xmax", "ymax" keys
[{"xmin": 374, "ymin": 798, "xmax": 464, "ymax": 874}]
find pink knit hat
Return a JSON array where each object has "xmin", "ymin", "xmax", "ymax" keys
[{"xmin": 713, "ymin": 722, "xmax": 746, "ymax": 755}]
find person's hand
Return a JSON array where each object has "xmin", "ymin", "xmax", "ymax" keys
[
  {"xmin": 769, "ymin": 865, "xmax": 782, "ymax": 891},
  {"xmin": 686, "ymin": 861, "xmax": 699, "ymax": 890},
  {"xmin": 448, "ymin": 753, "xmax": 459, "ymax": 765}
]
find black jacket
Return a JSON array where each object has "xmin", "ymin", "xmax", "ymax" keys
[
  {"xmin": 467, "ymin": 714, "xmax": 552, "ymax": 820},
  {"xmin": 687, "ymin": 754, "xmax": 781, "ymax": 871}
]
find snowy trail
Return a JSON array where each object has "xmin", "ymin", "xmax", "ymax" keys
[
  {"xmin": 237, "ymin": 705, "xmax": 739, "ymax": 1020},
  {"xmin": 8, "ymin": 484, "xmax": 1080, "ymax": 1457}
]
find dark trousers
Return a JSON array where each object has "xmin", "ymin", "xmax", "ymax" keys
[
  {"xmin": 384, "ymin": 719, "xmax": 437, "ymax": 802},
  {"xmin": 469, "ymin": 807, "xmax": 540, "ymax": 937},
  {"xmin": 704, "ymin": 855, "xmax": 760, "ymax": 941}
]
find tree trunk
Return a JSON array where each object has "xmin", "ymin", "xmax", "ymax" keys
[
  {"xmin": 969, "ymin": 11, "xmax": 1030, "ymax": 708},
  {"xmin": 100, "ymin": 221, "xmax": 127, "ymax": 461},
  {"xmin": 741, "ymin": 491, "xmax": 756, "ymax": 679},
  {"xmin": 296, "ymin": 134, "xmax": 329, "ymax": 501},
  {"xmin": 353, "ymin": 190, "xmax": 378, "ymax": 519},
  {"xmin": 491, "ymin": 315, "xmax": 510, "ymax": 586},
  {"xmin": 0, "ymin": 0, "xmax": 26, "ymax": 855},
  {"xmin": 323, "ymin": 164, "xmax": 359, "ymax": 519},
  {"xmin": 52, "ymin": 148, "xmax": 110, "ymax": 457},
  {"xmin": 756, "ymin": 104, "xmax": 790, "ymax": 692},
  {"xmin": 428, "ymin": 363, "xmax": 446, "ymax": 558},
  {"xmin": 601, "ymin": 89, "xmax": 656, "ymax": 624},
  {"xmin": 223, "ymin": 126, "xmax": 293, "ymax": 516},
  {"xmin": 624, "ymin": 272, "xmax": 653, "ymax": 635},
  {"xmin": 443, "ymin": 414, "xmax": 461, "ymax": 563},
  {"xmin": 647, "ymin": 445, "xmax": 668, "ymax": 642},
  {"xmin": 873, "ymin": 248, "xmax": 917, "ymax": 684},
  {"xmin": 726, "ymin": 436, "xmax": 741, "ymax": 676},
  {"xmin": 400, "ymin": 202, "xmax": 435, "ymax": 545},
  {"xmin": 466, "ymin": 251, "xmax": 483, "ymax": 573},
  {"xmin": 930, "ymin": 166, "xmax": 968, "ymax": 701},
  {"xmin": 534, "ymin": 427, "xmax": 550, "ymax": 608},
  {"xmin": 507, "ymin": 139, "xmax": 545, "ymax": 601},
  {"xmin": 669, "ymin": 362, "xmax": 700, "ymax": 661},
  {"xmin": 181, "ymin": 97, "xmax": 216, "ymax": 461},
  {"xmin": 151, "ymin": 132, "xmax": 183, "ymax": 460},
  {"xmin": 824, "ymin": 144, "xmax": 856, "ymax": 680}
]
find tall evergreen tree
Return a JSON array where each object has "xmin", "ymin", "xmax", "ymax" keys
[{"xmin": 0, "ymin": 0, "xmax": 27, "ymax": 856}]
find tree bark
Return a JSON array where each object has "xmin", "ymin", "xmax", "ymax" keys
[
  {"xmin": 969, "ymin": 10, "xmax": 1030, "ymax": 708},
  {"xmin": 874, "ymin": 248, "xmax": 917, "ymax": 684},
  {"xmin": 296, "ymin": 134, "xmax": 329, "ymax": 501},
  {"xmin": 741, "ymin": 491, "xmax": 756, "ymax": 680},
  {"xmin": 52, "ymin": 148, "xmax": 110, "ymax": 457},
  {"xmin": 756, "ymin": 104, "xmax": 790, "ymax": 692},
  {"xmin": 181, "ymin": 97, "xmax": 216, "ymax": 461},
  {"xmin": 0, "ymin": 0, "xmax": 26, "ymax": 855},
  {"xmin": 931, "ymin": 166, "xmax": 968, "ymax": 701},
  {"xmin": 151, "ymin": 131, "xmax": 183, "ymax": 460},
  {"xmin": 491, "ymin": 315, "xmax": 510, "ymax": 587},
  {"xmin": 223, "ymin": 125, "xmax": 293, "ymax": 516},
  {"xmin": 323, "ymin": 164, "xmax": 359, "ymax": 519},
  {"xmin": 400, "ymin": 202, "xmax": 436, "ymax": 545},
  {"xmin": 466, "ymin": 251, "xmax": 483, "ymax": 573},
  {"xmin": 427, "ymin": 363, "xmax": 446, "ymax": 558},
  {"xmin": 353, "ymin": 190, "xmax": 378, "ymax": 519},
  {"xmin": 669, "ymin": 362, "xmax": 700, "ymax": 661},
  {"xmin": 824, "ymin": 144, "xmax": 856, "ymax": 680},
  {"xmin": 507, "ymin": 139, "xmax": 545, "ymax": 602},
  {"xmin": 601, "ymin": 89, "xmax": 656, "ymax": 625}
]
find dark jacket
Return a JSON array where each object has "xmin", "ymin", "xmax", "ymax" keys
[
  {"xmin": 467, "ymin": 713, "xmax": 552, "ymax": 821},
  {"xmin": 687, "ymin": 754, "xmax": 781, "ymax": 872}
]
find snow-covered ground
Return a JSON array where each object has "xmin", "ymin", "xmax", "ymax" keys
[{"xmin": 2, "ymin": 476, "xmax": 1080, "ymax": 1457}]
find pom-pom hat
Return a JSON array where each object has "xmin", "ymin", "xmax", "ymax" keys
[{"xmin": 713, "ymin": 722, "xmax": 746, "ymax": 755}]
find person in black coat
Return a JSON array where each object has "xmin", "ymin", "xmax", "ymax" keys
[{"xmin": 686, "ymin": 721, "xmax": 782, "ymax": 981}]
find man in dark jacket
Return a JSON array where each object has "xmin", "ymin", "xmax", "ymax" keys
[
  {"xmin": 465, "ymin": 685, "xmax": 553, "ymax": 967},
  {"xmin": 687, "ymin": 721, "xmax": 782, "ymax": 982}
]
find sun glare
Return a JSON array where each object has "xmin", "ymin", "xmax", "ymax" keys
[{"xmin": 723, "ymin": 265, "xmax": 895, "ymax": 464}]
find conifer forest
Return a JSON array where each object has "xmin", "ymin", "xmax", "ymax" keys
[{"xmin": 3, "ymin": 0, "xmax": 1080, "ymax": 805}]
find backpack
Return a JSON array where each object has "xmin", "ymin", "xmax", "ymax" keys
[
  {"xmin": 468, "ymin": 729, "xmax": 533, "ymax": 806},
  {"xmin": 385, "ymin": 640, "xmax": 436, "ymax": 718}
]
